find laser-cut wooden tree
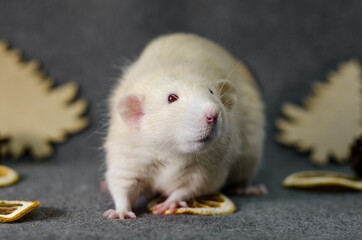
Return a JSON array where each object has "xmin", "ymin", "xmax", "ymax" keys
[
  {"xmin": 276, "ymin": 60, "xmax": 362, "ymax": 165},
  {"xmin": 0, "ymin": 41, "xmax": 88, "ymax": 159}
]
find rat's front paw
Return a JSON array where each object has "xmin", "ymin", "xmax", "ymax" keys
[
  {"xmin": 150, "ymin": 200, "xmax": 188, "ymax": 214},
  {"xmin": 103, "ymin": 209, "xmax": 136, "ymax": 219}
]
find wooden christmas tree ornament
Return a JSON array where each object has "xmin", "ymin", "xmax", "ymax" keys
[
  {"xmin": 0, "ymin": 41, "xmax": 89, "ymax": 159},
  {"xmin": 276, "ymin": 60, "xmax": 362, "ymax": 165}
]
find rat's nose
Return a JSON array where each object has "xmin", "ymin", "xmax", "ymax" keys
[{"xmin": 206, "ymin": 112, "xmax": 218, "ymax": 125}]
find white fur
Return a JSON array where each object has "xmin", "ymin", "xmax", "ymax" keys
[{"xmin": 104, "ymin": 33, "xmax": 265, "ymax": 217}]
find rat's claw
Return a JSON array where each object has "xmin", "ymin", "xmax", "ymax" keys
[
  {"xmin": 151, "ymin": 200, "xmax": 188, "ymax": 214},
  {"xmin": 178, "ymin": 201, "xmax": 188, "ymax": 208},
  {"xmin": 103, "ymin": 209, "xmax": 114, "ymax": 217},
  {"xmin": 103, "ymin": 209, "xmax": 136, "ymax": 219}
]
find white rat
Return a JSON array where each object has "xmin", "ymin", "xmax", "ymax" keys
[{"xmin": 103, "ymin": 33, "xmax": 265, "ymax": 219}]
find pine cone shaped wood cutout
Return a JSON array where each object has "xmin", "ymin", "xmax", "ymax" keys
[
  {"xmin": 0, "ymin": 41, "xmax": 89, "ymax": 159},
  {"xmin": 276, "ymin": 59, "xmax": 362, "ymax": 165}
]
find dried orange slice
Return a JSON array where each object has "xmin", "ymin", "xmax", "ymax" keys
[
  {"xmin": 0, "ymin": 165, "xmax": 19, "ymax": 187},
  {"xmin": 283, "ymin": 171, "xmax": 362, "ymax": 191},
  {"xmin": 0, "ymin": 200, "xmax": 39, "ymax": 222},
  {"xmin": 147, "ymin": 193, "xmax": 236, "ymax": 215}
]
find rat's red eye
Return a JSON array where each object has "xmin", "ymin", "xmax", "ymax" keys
[{"xmin": 168, "ymin": 93, "xmax": 179, "ymax": 104}]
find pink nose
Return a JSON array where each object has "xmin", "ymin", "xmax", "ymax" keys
[{"xmin": 206, "ymin": 112, "xmax": 218, "ymax": 125}]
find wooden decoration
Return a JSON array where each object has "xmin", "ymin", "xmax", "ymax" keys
[
  {"xmin": 0, "ymin": 41, "xmax": 89, "ymax": 159},
  {"xmin": 276, "ymin": 60, "xmax": 362, "ymax": 165}
]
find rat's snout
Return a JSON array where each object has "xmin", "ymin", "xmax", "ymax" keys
[{"xmin": 205, "ymin": 111, "xmax": 219, "ymax": 125}]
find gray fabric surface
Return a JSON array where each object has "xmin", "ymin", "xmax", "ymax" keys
[{"xmin": 1, "ymin": 0, "xmax": 361, "ymax": 239}]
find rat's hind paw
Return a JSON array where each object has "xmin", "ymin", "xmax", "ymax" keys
[
  {"xmin": 103, "ymin": 209, "xmax": 136, "ymax": 219},
  {"xmin": 150, "ymin": 200, "xmax": 188, "ymax": 214},
  {"xmin": 243, "ymin": 184, "xmax": 268, "ymax": 196},
  {"xmin": 100, "ymin": 180, "xmax": 108, "ymax": 192},
  {"xmin": 225, "ymin": 183, "xmax": 268, "ymax": 196}
]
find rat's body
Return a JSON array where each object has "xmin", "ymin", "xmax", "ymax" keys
[{"xmin": 103, "ymin": 33, "xmax": 265, "ymax": 219}]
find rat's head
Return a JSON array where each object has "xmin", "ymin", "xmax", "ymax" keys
[{"xmin": 116, "ymin": 73, "xmax": 236, "ymax": 154}]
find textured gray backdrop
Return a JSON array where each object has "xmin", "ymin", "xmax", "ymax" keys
[{"xmin": 0, "ymin": 0, "xmax": 361, "ymax": 239}]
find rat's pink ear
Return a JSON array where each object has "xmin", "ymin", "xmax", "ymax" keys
[
  {"xmin": 217, "ymin": 80, "xmax": 236, "ymax": 111},
  {"xmin": 117, "ymin": 94, "xmax": 145, "ymax": 128}
]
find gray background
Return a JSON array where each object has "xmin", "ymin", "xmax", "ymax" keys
[{"xmin": 1, "ymin": 0, "xmax": 361, "ymax": 239}]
